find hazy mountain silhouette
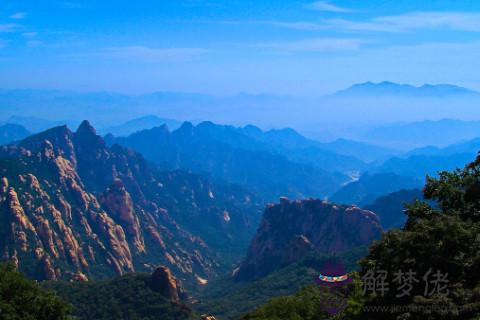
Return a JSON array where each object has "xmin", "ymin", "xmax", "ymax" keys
[
  {"xmin": 330, "ymin": 172, "xmax": 422, "ymax": 206},
  {"xmin": 5, "ymin": 115, "xmax": 78, "ymax": 133},
  {"xmin": 101, "ymin": 115, "xmax": 182, "ymax": 136},
  {"xmin": 374, "ymin": 153, "xmax": 475, "ymax": 180},
  {"xmin": 364, "ymin": 119, "xmax": 480, "ymax": 149},
  {"xmin": 364, "ymin": 189, "xmax": 423, "ymax": 229},
  {"xmin": 109, "ymin": 121, "xmax": 358, "ymax": 200},
  {"xmin": 0, "ymin": 123, "xmax": 31, "ymax": 145},
  {"xmin": 335, "ymin": 81, "xmax": 478, "ymax": 98}
]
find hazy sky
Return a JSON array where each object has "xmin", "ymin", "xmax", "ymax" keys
[{"xmin": 1, "ymin": 0, "xmax": 480, "ymax": 96}]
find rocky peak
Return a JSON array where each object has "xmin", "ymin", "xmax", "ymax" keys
[
  {"xmin": 127, "ymin": 124, "xmax": 171, "ymax": 144},
  {"xmin": 72, "ymin": 121, "xmax": 114, "ymax": 191},
  {"xmin": 155, "ymin": 123, "xmax": 170, "ymax": 134},
  {"xmin": 150, "ymin": 266, "xmax": 183, "ymax": 303},
  {"xmin": 74, "ymin": 120, "xmax": 106, "ymax": 152},
  {"xmin": 235, "ymin": 199, "xmax": 382, "ymax": 280},
  {"xmin": 143, "ymin": 124, "xmax": 170, "ymax": 140},
  {"xmin": 174, "ymin": 121, "xmax": 195, "ymax": 139},
  {"xmin": 18, "ymin": 125, "xmax": 76, "ymax": 164},
  {"xmin": 76, "ymin": 120, "xmax": 97, "ymax": 137}
]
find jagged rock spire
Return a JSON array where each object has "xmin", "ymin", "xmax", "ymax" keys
[{"xmin": 76, "ymin": 120, "xmax": 97, "ymax": 136}]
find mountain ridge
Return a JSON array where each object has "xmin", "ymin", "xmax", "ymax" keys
[
  {"xmin": 335, "ymin": 81, "xmax": 479, "ymax": 98},
  {"xmin": 109, "ymin": 121, "xmax": 359, "ymax": 200},
  {"xmin": 0, "ymin": 120, "xmax": 262, "ymax": 284}
]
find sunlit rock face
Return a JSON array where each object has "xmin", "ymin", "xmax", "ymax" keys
[
  {"xmin": 150, "ymin": 266, "xmax": 185, "ymax": 303},
  {"xmin": 235, "ymin": 198, "xmax": 382, "ymax": 281},
  {"xmin": 0, "ymin": 121, "xmax": 261, "ymax": 283}
]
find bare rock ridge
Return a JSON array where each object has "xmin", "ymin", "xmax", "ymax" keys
[
  {"xmin": 150, "ymin": 266, "xmax": 185, "ymax": 303},
  {"xmin": 99, "ymin": 179, "xmax": 145, "ymax": 254},
  {"xmin": 0, "ymin": 121, "xmax": 261, "ymax": 283},
  {"xmin": 235, "ymin": 198, "xmax": 383, "ymax": 280}
]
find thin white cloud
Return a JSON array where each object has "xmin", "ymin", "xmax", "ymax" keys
[
  {"xmin": 10, "ymin": 12, "xmax": 27, "ymax": 20},
  {"xmin": 372, "ymin": 12, "xmax": 480, "ymax": 32},
  {"xmin": 266, "ymin": 21, "xmax": 326, "ymax": 31},
  {"xmin": 27, "ymin": 40, "xmax": 42, "ymax": 47},
  {"xmin": 22, "ymin": 32, "xmax": 38, "ymax": 38},
  {"xmin": 99, "ymin": 46, "xmax": 210, "ymax": 61},
  {"xmin": 210, "ymin": 20, "xmax": 326, "ymax": 31},
  {"xmin": 320, "ymin": 18, "xmax": 403, "ymax": 32},
  {"xmin": 310, "ymin": 1, "xmax": 351, "ymax": 13},
  {"xmin": 0, "ymin": 23, "xmax": 18, "ymax": 33},
  {"xmin": 256, "ymin": 38, "xmax": 364, "ymax": 54},
  {"xmin": 318, "ymin": 12, "xmax": 480, "ymax": 33},
  {"xmin": 260, "ymin": 12, "xmax": 480, "ymax": 33}
]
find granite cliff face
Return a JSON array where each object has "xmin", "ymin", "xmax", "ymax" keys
[
  {"xmin": 235, "ymin": 198, "xmax": 382, "ymax": 280},
  {"xmin": 0, "ymin": 121, "xmax": 261, "ymax": 282},
  {"xmin": 150, "ymin": 266, "xmax": 186, "ymax": 303}
]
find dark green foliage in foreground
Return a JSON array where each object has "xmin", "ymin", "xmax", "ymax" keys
[
  {"xmin": 0, "ymin": 263, "xmax": 71, "ymax": 320},
  {"xmin": 241, "ymin": 274, "xmax": 368, "ymax": 320},
  {"xmin": 44, "ymin": 273, "xmax": 195, "ymax": 320},
  {"xmin": 194, "ymin": 249, "xmax": 367, "ymax": 320},
  {"xmin": 241, "ymin": 285, "xmax": 332, "ymax": 320},
  {"xmin": 358, "ymin": 155, "xmax": 480, "ymax": 319}
]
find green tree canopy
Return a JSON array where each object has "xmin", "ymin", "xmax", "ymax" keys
[
  {"xmin": 358, "ymin": 155, "xmax": 480, "ymax": 319},
  {"xmin": 0, "ymin": 263, "xmax": 71, "ymax": 320}
]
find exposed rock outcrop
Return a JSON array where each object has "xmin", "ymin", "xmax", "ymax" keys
[
  {"xmin": 150, "ymin": 266, "xmax": 184, "ymax": 303},
  {"xmin": 235, "ymin": 198, "xmax": 382, "ymax": 280},
  {"xmin": 99, "ymin": 179, "xmax": 145, "ymax": 254},
  {"xmin": 0, "ymin": 121, "xmax": 261, "ymax": 283}
]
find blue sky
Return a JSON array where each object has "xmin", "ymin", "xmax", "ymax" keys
[{"xmin": 1, "ymin": 0, "xmax": 480, "ymax": 96}]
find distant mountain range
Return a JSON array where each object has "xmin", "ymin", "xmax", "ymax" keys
[
  {"xmin": 330, "ymin": 172, "xmax": 423, "ymax": 206},
  {"xmin": 4, "ymin": 116, "xmax": 79, "ymax": 133},
  {"xmin": 107, "ymin": 121, "xmax": 361, "ymax": 200},
  {"xmin": 358, "ymin": 140, "xmax": 480, "ymax": 202},
  {"xmin": 0, "ymin": 123, "xmax": 31, "ymax": 145},
  {"xmin": 0, "ymin": 89, "xmax": 290, "ymax": 127},
  {"xmin": 2, "ymin": 82, "xmax": 480, "ymax": 133},
  {"xmin": 406, "ymin": 136, "xmax": 480, "ymax": 158},
  {"xmin": 364, "ymin": 119, "xmax": 480, "ymax": 149},
  {"xmin": 364, "ymin": 189, "xmax": 423, "ymax": 230},
  {"xmin": 374, "ymin": 153, "xmax": 476, "ymax": 180},
  {"xmin": 335, "ymin": 81, "xmax": 479, "ymax": 98},
  {"xmin": 316, "ymin": 138, "xmax": 397, "ymax": 163},
  {"xmin": 4, "ymin": 115, "xmax": 183, "ymax": 138},
  {"xmin": 100, "ymin": 115, "xmax": 183, "ymax": 136}
]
